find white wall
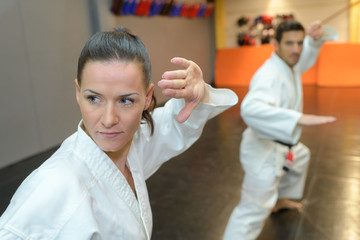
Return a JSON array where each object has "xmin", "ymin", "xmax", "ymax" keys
[
  {"xmin": 0, "ymin": 0, "xmax": 89, "ymax": 168},
  {"xmin": 0, "ymin": 1, "xmax": 41, "ymax": 169},
  {"xmin": 0, "ymin": 0, "xmax": 214, "ymax": 168},
  {"xmin": 225, "ymin": 0, "xmax": 349, "ymax": 47}
]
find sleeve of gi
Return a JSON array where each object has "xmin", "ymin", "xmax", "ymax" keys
[
  {"xmin": 296, "ymin": 25, "xmax": 338, "ymax": 74},
  {"xmin": 138, "ymin": 84, "xmax": 238, "ymax": 179}
]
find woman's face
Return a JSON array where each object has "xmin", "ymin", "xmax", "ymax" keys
[{"xmin": 76, "ymin": 60, "xmax": 153, "ymax": 156}]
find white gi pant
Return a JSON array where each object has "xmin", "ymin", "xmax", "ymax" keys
[{"xmin": 223, "ymin": 142, "xmax": 310, "ymax": 240}]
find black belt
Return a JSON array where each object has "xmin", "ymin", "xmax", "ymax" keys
[
  {"xmin": 274, "ymin": 140, "xmax": 294, "ymax": 149},
  {"xmin": 274, "ymin": 140, "xmax": 295, "ymax": 172}
]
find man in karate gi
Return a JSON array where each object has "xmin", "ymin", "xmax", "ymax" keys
[{"xmin": 223, "ymin": 20, "xmax": 338, "ymax": 240}]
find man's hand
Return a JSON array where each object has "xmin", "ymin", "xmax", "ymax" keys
[
  {"xmin": 298, "ymin": 114, "xmax": 336, "ymax": 126},
  {"xmin": 306, "ymin": 21, "xmax": 324, "ymax": 41},
  {"xmin": 158, "ymin": 57, "xmax": 209, "ymax": 123}
]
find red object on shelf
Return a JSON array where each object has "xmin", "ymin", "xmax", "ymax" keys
[
  {"xmin": 203, "ymin": 4, "xmax": 214, "ymax": 18},
  {"xmin": 187, "ymin": 3, "xmax": 200, "ymax": 18},
  {"xmin": 180, "ymin": 2, "xmax": 190, "ymax": 17}
]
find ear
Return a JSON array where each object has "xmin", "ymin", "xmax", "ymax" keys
[
  {"xmin": 75, "ymin": 78, "xmax": 80, "ymax": 105},
  {"xmin": 273, "ymin": 39, "xmax": 280, "ymax": 54},
  {"xmin": 144, "ymin": 83, "xmax": 154, "ymax": 110}
]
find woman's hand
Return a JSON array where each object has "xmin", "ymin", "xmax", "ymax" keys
[{"xmin": 158, "ymin": 57, "xmax": 209, "ymax": 123}]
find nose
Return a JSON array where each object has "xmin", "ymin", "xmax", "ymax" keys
[
  {"xmin": 293, "ymin": 43, "xmax": 302, "ymax": 53},
  {"xmin": 101, "ymin": 103, "xmax": 119, "ymax": 128}
]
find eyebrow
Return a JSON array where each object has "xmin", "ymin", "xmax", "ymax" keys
[
  {"xmin": 83, "ymin": 89, "xmax": 140, "ymax": 97},
  {"xmin": 285, "ymin": 40, "xmax": 303, "ymax": 44}
]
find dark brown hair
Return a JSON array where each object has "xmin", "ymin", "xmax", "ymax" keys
[{"xmin": 275, "ymin": 20, "xmax": 305, "ymax": 43}]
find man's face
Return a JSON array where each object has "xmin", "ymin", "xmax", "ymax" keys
[{"xmin": 275, "ymin": 30, "xmax": 305, "ymax": 67}]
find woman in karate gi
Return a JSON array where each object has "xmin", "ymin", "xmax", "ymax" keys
[
  {"xmin": 223, "ymin": 20, "xmax": 337, "ymax": 240},
  {"xmin": 0, "ymin": 27, "xmax": 238, "ymax": 239}
]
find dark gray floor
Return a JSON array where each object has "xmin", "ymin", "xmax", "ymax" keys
[{"xmin": 1, "ymin": 86, "xmax": 360, "ymax": 240}]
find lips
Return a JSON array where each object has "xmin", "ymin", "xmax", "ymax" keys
[{"xmin": 99, "ymin": 131, "xmax": 123, "ymax": 138}]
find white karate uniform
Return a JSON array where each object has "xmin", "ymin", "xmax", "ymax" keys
[
  {"xmin": 0, "ymin": 85, "xmax": 238, "ymax": 240},
  {"xmin": 223, "ymin": 27, "xmax": 337, "ymax": 240}
]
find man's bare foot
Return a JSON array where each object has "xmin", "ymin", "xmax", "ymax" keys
[{"xmin": 272, "ymin": 199, "xmax": 302, "ymax": 213}]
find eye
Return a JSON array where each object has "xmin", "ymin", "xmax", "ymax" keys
[
  {"xmin": 120, "ymin": 97, "xmax": 134, "ymax": 105},
  {"xmin": 87, "ymin": 95, "xmax": 101, "ymax": 104}
]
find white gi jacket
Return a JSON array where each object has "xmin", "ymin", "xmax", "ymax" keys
[
  {"xmin": 0, "ymin": 85, "xmax": 238, "ymax": 240},
  {"xmin": 240, "ymin": 26, "xmax": 338, "ymax": 175}
]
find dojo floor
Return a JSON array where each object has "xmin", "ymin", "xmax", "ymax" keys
[{"xmin": 1, "ymin": 85, "xmax": 360, "ymax": 240}]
